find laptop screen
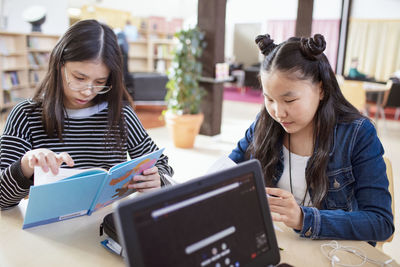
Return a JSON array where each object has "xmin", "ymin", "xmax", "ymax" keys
[{"xmin": 115, "ymin": 159, "xmax": 280, "ymax": 267}]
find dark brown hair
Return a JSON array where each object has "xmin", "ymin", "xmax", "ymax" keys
[
  {"xmin": 33, "ymin": 19, "xmax": 133, "ymax": 149},
  {"xmin": 249, "ymin": 34, "xmax": 363, "ymax": 208}
]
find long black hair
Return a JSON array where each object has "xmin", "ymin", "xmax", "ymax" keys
[
  {"xmin": 247, "ymin": 34, "xmax": 363, "ymax": 208},
  {"xmin": 33, "ymin": 19, "xmax": 133, "ymax": 149}
]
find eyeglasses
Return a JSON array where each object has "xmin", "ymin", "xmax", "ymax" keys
[{"xmin": 64, "ymin": 67, "xmax": 112, "ymax": 94}]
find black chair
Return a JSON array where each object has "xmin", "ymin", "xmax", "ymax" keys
[
  {"xmin": 244, "ymin": 63, "xmax": 261, "ymax": 90},
  {"xmin": 130, "ymin": 72, "xmax": 168, "ymax": 103},
  {"xmin": 382, "ymin": 82, "xmax": 400, "ymax": 120}
]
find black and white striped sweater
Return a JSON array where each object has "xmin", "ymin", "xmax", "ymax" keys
[{"xmin": 0, "ymin": 100, "xmax": 173, "ymax": 209}]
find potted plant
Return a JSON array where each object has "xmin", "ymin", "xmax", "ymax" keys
[{"xmin": 164, "ymin": 26, "xmax": 206, "ymax": 148}]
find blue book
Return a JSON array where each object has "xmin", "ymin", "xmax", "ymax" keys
[{"xmin": 23, "ymin": 149, "xmax": 165, "ymax": 229}]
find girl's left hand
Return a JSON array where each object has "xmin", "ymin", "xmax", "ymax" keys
[
  {"xmin": 127, "ymin": 166, "xmax": 161, "ymax": 192},
  {"xmin": 266, "ymin": 187, "xmax": 304, "ymax": 230}
]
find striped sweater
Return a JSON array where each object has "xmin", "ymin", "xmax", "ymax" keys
[{"xmin": 0, "ymin": 100, "xmax": 173, "ymax": 209}]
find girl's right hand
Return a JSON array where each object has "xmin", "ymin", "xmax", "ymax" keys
[{"xmin": 21, "ymin": 149, "xmax": 74, "ymax": 178}]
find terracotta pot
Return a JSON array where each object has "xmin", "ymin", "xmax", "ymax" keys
[{"xmin": 165, "ymin": 112, "xmax": 204, "ymax": 148}]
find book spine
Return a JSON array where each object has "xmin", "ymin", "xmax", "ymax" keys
[{"xmin": 87, "ymin": 174, "xmax": 109, "ymax": 215}]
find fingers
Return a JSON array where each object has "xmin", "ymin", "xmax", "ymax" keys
[
  {"xmin": 27, "ymin": 149, "xmax": 74, "ymax": 175},
  {"xmin": 57, "ymin": 152, "xmax": 74, "ymax": 167},
  {"xmin": 266, "ymin": 187, "xmax": 293, "ymax": 207},
  {"xmin": 266, "ymin": 187, "xmax": 292, "ymax": 199},
  {"xmin": 270, "ymin": 212, "xmax": 287, "ymax": 223},
  {"xmin": 269, "ymin": 204, "xmax": 292, "ymax": 215},
  {"xmin": 46, "ymin": 154, "xmax": 59, "ymax": 175},
  {"xmin": 142, "ymin": 166, "xmax": 158, "ymax": 175},
  {"xmin": 128, "ymin": 171, "xmax": 161, "ymax": 191},
  {"xmin": 266, "ymin": 187, "xmax": 303, "ymax": 229}
]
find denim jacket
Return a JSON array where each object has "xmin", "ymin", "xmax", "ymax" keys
[{"xmin": 229, "ymin": 117, "xmax": 394, "ymax": 242}]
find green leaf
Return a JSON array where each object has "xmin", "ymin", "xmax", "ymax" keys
[{"xmin": 164, "ymin": 26, "xmax": 207, "ymax": 115}]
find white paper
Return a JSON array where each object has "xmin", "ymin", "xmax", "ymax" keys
[
  {"xmin": 33, "ymin": 166, "xmax": 88, "ymax": 186},
  {"xmin": 207, "ymin": 156, "xmax": 237, "ymax": 174},
  {"xmin": 273, "ymin": 223, "xmax": 283, "ymax": 232}
]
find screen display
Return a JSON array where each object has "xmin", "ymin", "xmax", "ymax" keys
[{"xmin": 132, "ymin": 173, "xmax": 271, "ymax": 267}]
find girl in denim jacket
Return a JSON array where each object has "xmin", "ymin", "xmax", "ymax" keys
[{"xmin": 229, "ymin": 34, "xmax": 394, "ymax": 243}]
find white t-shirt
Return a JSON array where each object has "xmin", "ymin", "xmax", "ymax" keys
[
  {"xmin": 65, "ymin": 102, "xmax": 108, "ymax": 118},
  {"xmin": 277, "ymin": 146, "xmax": 312, "ymax": 206}
]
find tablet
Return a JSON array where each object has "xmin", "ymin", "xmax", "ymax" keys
[{"xmin": 114, "ymin": 159, "xmax": 280, "ymax": 267}]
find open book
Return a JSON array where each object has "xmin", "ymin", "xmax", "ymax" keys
[{"xmin": 23, "ymin": 149, "xmax": 164, "ymax": 229}]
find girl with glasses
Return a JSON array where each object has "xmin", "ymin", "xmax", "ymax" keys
[{"xmin": 0, "ymin": 20, "xmax": 174, "ymax": 209}]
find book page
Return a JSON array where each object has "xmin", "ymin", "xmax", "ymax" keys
[
  {"xmin": 207, "ymin": 156, "xmax": 237, "ymax": 174},
  {"xmin": 91, "ymin": 148, "xmax": 165, "ymax": 213},
  {"xmin": 34, "ymin": 166, "xmax": 105, "ymax": 186}
]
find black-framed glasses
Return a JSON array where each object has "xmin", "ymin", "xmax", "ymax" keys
[{"xmin": 64, "ymin": 67, "xmax": 112, "ymax": 94}]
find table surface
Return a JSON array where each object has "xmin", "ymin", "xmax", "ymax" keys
[
  {"xmin": 1, "ymin": 198, "xmax": 398, "ymax": 267},
  {"xmin": 363, "ymin": 81, "xmax": 391, "ymax": 92}
]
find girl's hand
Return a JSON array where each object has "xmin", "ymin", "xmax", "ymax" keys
[
  {"xmin": 128, "ymin": 166, "xmax": 161, "ymax": 193},
  {"xmin": 266, "ymin": 187, "xmax": 304, "ymax": 230},
  {"xmin": 21, "ymin": 149, "xmax": 74, "ymax": 178}
]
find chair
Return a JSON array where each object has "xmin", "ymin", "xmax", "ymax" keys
[
  {"xmin": 376, "ymin": 157, "xmax": 395, "ymax": 250},
  {"xmin": 380, "ymin": 81, "xmax": 400, "ymax": 120},
  {"xmin": 244, "ymin": 64, "xmax": 261, "ymax": 90},
  {"xmin": 340, "ymin": 79, "xmax": 367, "ymax": 113},
  {"xmin": 335, "ymin": 74, "xmax": 345, "ymax": 86}
]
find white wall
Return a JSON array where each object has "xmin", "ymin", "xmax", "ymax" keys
[
  {"xmin": 225, "ymin": 0, "xmax": 344, "ymax": 61},
  {"xmin": 313, "ymin": 0, "xmax": 342, "ymax": 19},
  {"xmin": 69, "ymin": 0, "xmax": 198, "ymax": 26},
  {"xmin": 352, "ymin": 0, "xmax": 400, "ymax": 19},
  {"xmin": 2, "ymin": 0, "xmax": 69, "ymax": 34},
  {"xmin": 225, "ymin": 0, "xmax": 298, "ymax": 61}
]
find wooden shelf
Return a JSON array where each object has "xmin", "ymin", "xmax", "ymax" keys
[
  {"xmin": 4, "ymin": 84, "xmax": 30, "ymax": 90},
  {"xmin": 130, "ymin": 55, "xmax": 148, "ymax": 59},
  {"xmin": 28, "ymin": 65, "xmax": 47, "ymax": 70},
  {"xmin": 28, "ymin": 48, "xmax": 52, "ymax": 53},
  {"xmin": 3, "ymin": 101, "xmax": 17, "ymax": 109},
  {"xmin": 0, "ymin": 52, "xmax": 26, "ymax": 56},
  {"xmin": 0, "ymin": 31, "xmax": 59, "ymax": 110},
  {"xmin": 2, "ymin": 66, "xmax": 28, "ymax": 71},
  {"xmin": 128, "ymin": 39, "xmax": 176, "ymax": 73}
]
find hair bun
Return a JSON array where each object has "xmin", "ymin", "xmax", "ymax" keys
[
  {"xmin": 255, "ymin": 34, "xmax": 277, "ymax": 56},
  {"xmin": 300, "ymin": 34, "xmax": 326, "ymax": 60}
]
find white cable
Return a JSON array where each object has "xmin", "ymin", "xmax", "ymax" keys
[{"xmin": 320, "ymin": 241, "xmax": 393, "ymax": 267}]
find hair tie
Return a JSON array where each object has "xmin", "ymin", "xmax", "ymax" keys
[
  {"xmin": 255, "ymin": 34, "xmax": 278, "ymax": 56},
  {"xmin": 299, "ymin": 34, "xmax": 326, "ymax": 60}
]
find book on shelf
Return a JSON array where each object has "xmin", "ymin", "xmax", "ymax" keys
[
  {"xmin": 27, "ymin": 36, "xmax": 38, "ymax": 49},
  {"xmin": 2, "ymin": 90, "xmax": 11, "ymax": 103},
  {"xmin": 2, "ymin": 73, "xmax": 13, "ymax": 89},
  {"xmin": 0, "ymin": 38, "xmax": 9, "ymax": 54},
  {"xmin": 27, "ymin": 52, "xmax": 37, "ymax": 66},
  {"xmin": 29, "ymin": 70, "xmax": 46, "ymax": 84},
  {"xmin": 23, "ymin": 148, "xmax": 165, "ymax": 229},
  {"xmin": 29, "ymin": 70, "xmax": 39, "ymax": 83},
  {"xmin": 10, "ymin": 87, "xmax": 33, "ymax": 103},
  {"xmin": 155, "ymin": 59, "xmax": 166, "ymax": 73},
  {"xmin": 2, "ymin": 72, "xmax": 20, "ymax": 89},
  {"xmin": 28, "ymin": 52, "xmax": 50, "ymax": 67},
  {"xmin": 9, "ymin": 71, "xmax": 20, "ymax": 85}
]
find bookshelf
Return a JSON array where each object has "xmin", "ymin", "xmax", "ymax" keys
[
  {"xmin": 128, "ymin": 40, "xmax": 150, "ymax": 72},
  {"xmin": 0, "ymin": 30, "xmax": 174, "ymax": 110},
  {"xmin": 128, "ymin": 39, "xmax": 175, "ymax": 73},
  {"xmin": 0, "ymin": 31, "xmax": 59, "ymax": 111},
  {"xmin": 0, "ymin": 32, "xmax": 28, "ymax": 110},
  {"xmin": 151, "ymin": 39, "xmax": 175, "ymax": 74},
  {"xmin": 26, "ymin": 33, "xmax": 59, "ymax": 88}
]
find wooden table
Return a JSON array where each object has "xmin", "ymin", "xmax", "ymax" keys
[
  {"xmin": 363, "ymin": 81, "xmax": 391, "ymax": 122},
  {"xmin": 1, "ymin": 199, "xmax": 398, "ymax": 267}
]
